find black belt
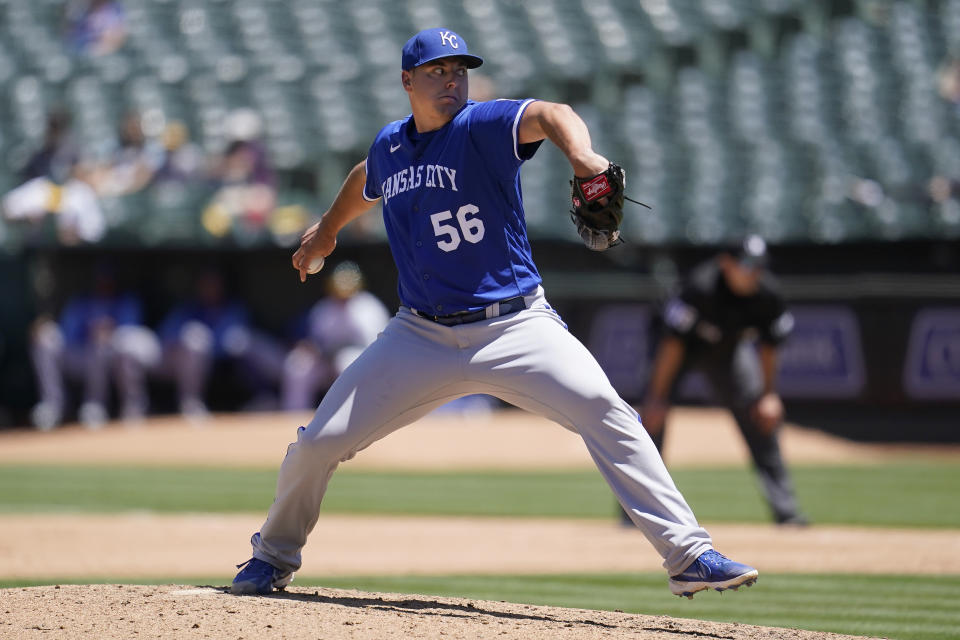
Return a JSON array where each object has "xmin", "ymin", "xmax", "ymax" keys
[{"xmin": 413, "ymin": 296, "xmax": 528, "ymax": 326}]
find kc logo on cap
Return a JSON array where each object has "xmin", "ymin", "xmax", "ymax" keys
[
  {"xmin": 401, "ymin": 27, "xmax": 484, "ymax": 70},
  {"xmin": 439, "ymin": 31, "xmax": 459, "ymax": 48}
]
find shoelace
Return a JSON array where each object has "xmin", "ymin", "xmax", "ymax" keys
[
  {"xmin": 235, "ymin": 558, "xmax": 269, "ymax": 572},
  {"xmin": 700, "ymin": 551, "xmax": 729, "ymax": 569}
]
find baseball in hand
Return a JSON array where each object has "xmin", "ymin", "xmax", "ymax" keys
[{"xmin": 306, "ymin": 256, "xmax": 325, "ymax": 274}]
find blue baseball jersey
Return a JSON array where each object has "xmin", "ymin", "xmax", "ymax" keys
[{"xmin": 363, "ymin": 99, "xmax": 544, "ymax": 315}]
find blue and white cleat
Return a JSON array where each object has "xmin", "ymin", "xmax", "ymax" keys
[
  {"xmin": 669, "ymin": 549, "xmax": 758, "ymax": 599},
  {"xmin": 230, "ymin": 558, "xmax": 293, "ymax": 595}
]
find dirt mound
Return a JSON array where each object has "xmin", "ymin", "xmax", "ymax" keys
[{"xmin": 1, "ymin": 584, "xmax": 876, "ymax": 640}]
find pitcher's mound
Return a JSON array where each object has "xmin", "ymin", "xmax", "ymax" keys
[{"xmin": 3, "ymin": 584, "xmax": 876, "ymax": 639}]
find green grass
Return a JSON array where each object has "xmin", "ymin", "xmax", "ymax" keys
[
  {"xmin": 5, "ymin": 573, "xmax": 959, "ymax": 640},
  {"xmin": 312, "ymin": 573, "xmax": 960, "ymax": 640},
  {"xmin": 676, "ymin": 465, "xmax": 960, "ymax": 528},
  {"xmin": 0, "ymin": 464, "xmax": 958, "ymax": 528}
]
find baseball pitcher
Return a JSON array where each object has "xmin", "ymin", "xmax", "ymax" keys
[{"xmin": 232, "ymin": 28, "xmax": 758, "ymax": 600}]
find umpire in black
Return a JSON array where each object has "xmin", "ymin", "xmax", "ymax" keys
[{"xmin": 641, "ymin": 235, "xmax": 807, "ymax": 526}]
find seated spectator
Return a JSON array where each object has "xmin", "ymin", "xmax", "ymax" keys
[
  {"xmin": 926, "ymin": 174, "xmax": 960, "ymax": 204},
  {"xmin": 2, "ymin": 109, "xmax": 106, "ymax": 245},
  {"xmin": 281, "ymin": 262, "xmax": 389, "ymax": 410},
  {"xmin": 201, "ymin": 109, "xmax": 277, "ymax": 238},
  {"xmin": 937, "ymin": 56, "xmax": 960, "ymax": 109},
  {"xmin": 152, "ymin": 120, "xmax": 206, "ymax": 186},
  {"xmin": 152, "ymin": 268, "xmax": 285, "ymax": 421},
  {"xmin": 63, "ymin": 0, "xmax": 127, "ymax": 58},
  {"xmin": 89, "ymin": 110, "xmax": 165, "ymax": 198},
  {"xmin": 29, "ymin": 263, "xmax": 158, "ymax": 430}
]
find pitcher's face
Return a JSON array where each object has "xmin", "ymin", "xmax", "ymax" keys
[{"xmin": 403, "ymin": 58, "xmax": 469, "ymax": 131}]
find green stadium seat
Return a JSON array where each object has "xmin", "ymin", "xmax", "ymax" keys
[
  {"xmin": 120, "ymin": 183, "xmax": 212, "ymax": 246},
  {"xmin": 726, "ymin": 50, "xmax": 781, "ymax": 145},
  {"xmin": 941, "ymin": 0, "xmax": 960, "ymax": 54},
  {"xmin": 806, "ymin": 200, "xmax": 873, "ymax": 244},
  {"xmin": 932, "ymin": 199, "xmax": 960, "ymax": 238},
  {"xmin": 700, "ymin": 0, "xmax": 752, "ymax": 31},
  {"xmin": 3, "ymin": 0, "xmax": 957, "ymax": 248},
  {"xmin": 578, "ymin": 0, "xmax": 650, "ymax": 69},
  {"xmin": 755, "ymin": 0, "xmax": 801, "ymax": 15},
  {"xmin": 638, "ymin": 0, "xmax": 705, "ymax": 47},
  {"xmin": 619, "ymin": 84, "xmax": 685, "ymax": 243},
  {"xmin": 928, "ymin": 136, "xmax": 960, "ymax": 179}
]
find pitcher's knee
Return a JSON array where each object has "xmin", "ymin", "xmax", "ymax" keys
[
  {"xmin": 292, "ymin": 422, "xmax": 363, "ymax": 466},
  {"xmin": 568, "ymin": 394, "xmax": 632, "ymax": 430}
]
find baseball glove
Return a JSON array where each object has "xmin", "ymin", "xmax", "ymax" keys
[{"xmin": 570, "ymin": 163, "xmax": 626, "ymax": 251}]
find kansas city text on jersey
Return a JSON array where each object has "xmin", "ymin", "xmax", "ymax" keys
[{"xmin": 381, "ymin": 164, "xmax": 459, "ymax": 204}]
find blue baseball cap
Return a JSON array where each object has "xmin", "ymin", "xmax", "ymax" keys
[{"xmin": 401, "ymin": 28, "xmax": 483, "ymax": 71}]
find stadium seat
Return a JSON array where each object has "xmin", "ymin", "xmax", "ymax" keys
[
  {"xmin": 942, "ymin": 0, "xmax": 960, "ymax": 55},
  {"xmin": 932, "ymin": 199, "xmax": 960, "ymax": 237},
  {"xmin": 3, "ymin": 0, "xmax": 959, "ymax": 247},
  {"xmin": 638, "ymin": 0, "xmax": 705, "ymax": 47},
  {"xmin": 580, "ymin": 0, "xmax": 649, "ymax": 69}
]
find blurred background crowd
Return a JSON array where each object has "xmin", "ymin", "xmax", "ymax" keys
[
  {"xmin": 0, "ymin": 0, "xmax": 957, "ymax": 436},
  {"xmin": 26, "ymin": 258, "xmax": 390, "ymax": 430}
]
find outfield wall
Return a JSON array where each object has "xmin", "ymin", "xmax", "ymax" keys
[{"xmin": 0, "ymin": 239, "xmax": 957, "ymax": 439}]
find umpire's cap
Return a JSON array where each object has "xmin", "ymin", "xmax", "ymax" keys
[
  {"xmin": 402, "ymin": 28, "xmax": 484, "ymax": 71},
  {"xmin": 734, "ymin": 234, "xmax": 769, "ymax": 269}
]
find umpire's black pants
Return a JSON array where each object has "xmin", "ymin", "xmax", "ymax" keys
[{"xmin": 653, "ymin": 340, "xmax": 803, "ymax": 524}]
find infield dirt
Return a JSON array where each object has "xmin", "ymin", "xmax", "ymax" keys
[{"xmin": 3, "ymin": 583, "xmax": 881, "ymax": 640}]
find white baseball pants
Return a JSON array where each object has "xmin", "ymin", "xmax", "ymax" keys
[{"xmin": 251, "ymin": 288, "xmax": 712, "ymax": 576}]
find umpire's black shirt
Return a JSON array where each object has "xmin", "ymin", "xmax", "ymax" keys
[{"xmin": 662, "ymin": 260, "xmax": 794, "ymax": 359}]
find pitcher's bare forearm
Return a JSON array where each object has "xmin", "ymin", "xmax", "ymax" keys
[
  {"xmin": 293, "ymin": 160, "xmax": 378, "ymax": 281},
  {"xmin": 517, "ymin": 101, "xmax": 607, "ymax": 177}
]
